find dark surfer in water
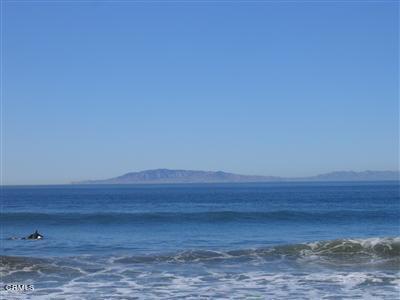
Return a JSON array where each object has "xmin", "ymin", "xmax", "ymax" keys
[
  {"xmin": 8, "ymin": 230, "xmax": 44, "ymax": 240},
  {"xmin": 25, "ymin": 230, "xmax": 44, "ymax": 240}
]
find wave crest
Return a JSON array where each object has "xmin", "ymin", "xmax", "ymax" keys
[
  {"xmin": 113, "ymin": 237, "xmax": 400, "ymax": 265},
  {"xmin": 1, "ymin": 237, "xmax": 399, "ymax": 279},
  {"xmin": 2, "ymin": 211, "xmax": 398, "ymax": 224}
]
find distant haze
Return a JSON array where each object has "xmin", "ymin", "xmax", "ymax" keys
[{"xmin": 75, "ymin": 169, "xmax": 400, "ymax": 185}]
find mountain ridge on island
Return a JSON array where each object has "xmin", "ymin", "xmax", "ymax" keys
[{"xmin": 73, "ymin": 169, "xmax": 399, "ymax": 184}]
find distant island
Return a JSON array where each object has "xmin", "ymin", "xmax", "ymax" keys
[{"xmin": 73, "ymin": 169, "xmax": 399, "ymax": 184}]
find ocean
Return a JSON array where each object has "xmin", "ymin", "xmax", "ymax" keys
[{"xmin": 1, "ymin": 181, "xmax": 399, "ymax": 299}]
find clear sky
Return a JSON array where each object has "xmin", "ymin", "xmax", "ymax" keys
[{"xmin": 2, "ymin": 1, "xmax": 399, "ymax": 185}]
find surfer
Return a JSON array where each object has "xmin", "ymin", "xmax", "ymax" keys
[
  {"xmin": 24, "ymin": 230, "xmax": 44, "ymax": 240},
  {"xmin": 7, "ymin": 230, "xmax": 44, "ymax": 240}
]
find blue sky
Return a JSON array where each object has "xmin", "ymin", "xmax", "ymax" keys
[{"xmin": 3, "ymin": 1, "xmax": 399, "ymax": 184}]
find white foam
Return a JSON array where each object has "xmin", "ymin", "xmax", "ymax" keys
[{"xmin": 14, "ymin": 268, "xmax": 398, "ymax": 300}]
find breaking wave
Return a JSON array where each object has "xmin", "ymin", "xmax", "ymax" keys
[
  {"xmin": 113, "ymin": 237, "xmax": 400, "ymax": 264},
  {"xmin": 2, "ymin": 237, "xmax": 399, "ymax": 271},
  {"xmin": 2, "ymin": 237, "xmax": 399, "ymax": 299}
]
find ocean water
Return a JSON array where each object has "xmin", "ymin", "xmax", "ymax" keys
[{"xmin": 1, "ymin": 181, "xmax": 399, "ymax": 299}]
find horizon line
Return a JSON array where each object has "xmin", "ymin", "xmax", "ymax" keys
[{"xmin": 2, "ymin": 168, "xmax": 399, "ymax": 186}]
